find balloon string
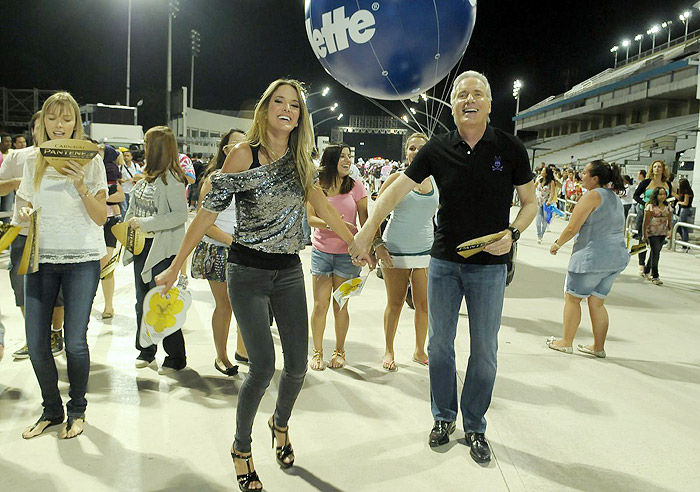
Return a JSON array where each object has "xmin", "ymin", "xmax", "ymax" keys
[{"xmin": 361, "ymin": 96, "xmax": 421, "ymax": 135}]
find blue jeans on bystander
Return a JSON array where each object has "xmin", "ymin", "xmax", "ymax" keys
[{"xmin": 24, "ymin": 261, "xmax": 100, "ymax": 418}]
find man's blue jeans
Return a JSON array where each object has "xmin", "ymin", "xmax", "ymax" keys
[
  {"xmin": 427, "ymin": 258, "xmax": 506, "ymax": 434},
  {"xmin": 25, "ymin": 261, "xmax": 100, "ymax": 418}
]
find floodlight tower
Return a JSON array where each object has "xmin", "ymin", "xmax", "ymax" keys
[
  {"xmin": 166, "ymin": 0, "xmax": 180, "ymax": 127},
  {"xmin": 635, "ymin": 34, "xmax": 644, "ymax": 57},
  {"xmin": 679, "ymin": 11, "xmax": 691, "ymax": 41},
  {"xmin": 610, "ymin": 45, "xmax": 619, "ymax": 67},
  {"xmin": 622, "ymin": 39, "xmax": 631, "ymax": 63},
  {"xmin": 647, "ymin": 25, "xmax": 660, "ymax": 53},
  {"xmin": 190, "ymin": 29, "xmax": 201, "ymax": 107},
  {"xmin": 661, "ymin": 21, "xmax": 673, "ymax": 47},
  {"xmin": 512, "ymin": 79, "xmax": 523, "ymax": 136}
]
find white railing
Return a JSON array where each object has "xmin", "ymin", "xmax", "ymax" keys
[{"xmin": 670, "ymin": 222, "xmax": 700, "ymax": 252}]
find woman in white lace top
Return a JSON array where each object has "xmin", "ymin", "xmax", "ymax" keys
[{"xmin": 17, "ymin": 92, "xmax": 107, "ymax": 440}]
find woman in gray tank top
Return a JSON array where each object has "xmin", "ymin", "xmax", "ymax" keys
[{"xmin": 546, "ymin": 160, "xmax": 630, "ymax": 358}]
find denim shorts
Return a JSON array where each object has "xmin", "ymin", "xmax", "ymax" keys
[
  {"xmin": 565, "ymin": 269, "xmax": 623, "ymax": 299},
  {"xmin": 310, "ymin": 248, "xmax": 361, "ymax": 279}
]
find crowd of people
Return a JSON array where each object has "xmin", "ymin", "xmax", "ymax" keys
[{"xmin": 0, "ymin": 71, "xmax": 696, "ymax": 491}]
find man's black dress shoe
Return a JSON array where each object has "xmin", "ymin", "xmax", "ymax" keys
[
  {"xmin": 466, "ymin": 432, "xmax": 491, "ymax": 463},
  {"xmin": 428, "ymin": 421, "xmax": 456, "ymax": 447}
]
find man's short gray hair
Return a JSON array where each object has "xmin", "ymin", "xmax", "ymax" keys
[{"xmin": 450, "ymin": 70, "xmax": 492, "ymax": 105}]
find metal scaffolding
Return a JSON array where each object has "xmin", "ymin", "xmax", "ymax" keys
[{"xmin": 1, "ymin": 88, "xmax": 57, "ymax": 128}]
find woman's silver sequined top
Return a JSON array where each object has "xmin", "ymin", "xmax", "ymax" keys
[{"xmin": 202, "ymin": 151, "xmax": 306, "ymax": 254}]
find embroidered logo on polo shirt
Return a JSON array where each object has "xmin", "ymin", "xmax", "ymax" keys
[{"xmin": 492, "ymin": 156, "xmax": 503, "ymax": 172}]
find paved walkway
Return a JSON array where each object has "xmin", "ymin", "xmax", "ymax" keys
[{"xmin": 0, "ymin": 210, "xmax": 698, "ymax": 491}]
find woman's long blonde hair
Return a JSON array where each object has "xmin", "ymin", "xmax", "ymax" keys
[
  {"xmin": 246, "ymin": 79, "xmax": 315, "ymax": 200},
  {"xmin": 142, "ymin": 126, "xmax": 187, "ymax": 185},
  {"xmin": 33, "ymin": 92, "xmax": 85, "ymax": 188}
]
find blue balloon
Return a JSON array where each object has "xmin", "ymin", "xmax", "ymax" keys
[{"xmin": 305, "ymin": 0, "xmax": 477, "ymax": 100}]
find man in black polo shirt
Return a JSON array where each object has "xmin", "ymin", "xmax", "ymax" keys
[{"xmin": 351, "ymin": 70, "xmax": 537, "ymax": 463}]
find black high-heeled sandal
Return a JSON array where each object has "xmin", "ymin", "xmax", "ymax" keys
[
  {"xmin": 268, "ymin": 416, "xmax": 294, "ymax": 468},
  {"xmin": 230, "ymin": 449, "xmax": 262, "ymax": 492}
]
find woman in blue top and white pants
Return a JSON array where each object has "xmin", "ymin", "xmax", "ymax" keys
[{"xmin": 546, "ymin": 160, "xmax": 630, "ymax": 358}]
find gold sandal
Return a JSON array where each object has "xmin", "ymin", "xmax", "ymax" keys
[
  {"xmin": 310, "ymin": 349, "xmax": 325, "ymax": 371},
  {"xmin": 329, "ymin": 349, "xmax": 346, "ymax": 369}
]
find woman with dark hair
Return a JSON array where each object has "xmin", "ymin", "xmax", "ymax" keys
[
  {"xmin": 642, "ymin": 187, "xmax": 673, "ymax": 285},
  {"xmin": 155, "ymin": 80, "xmax": 370, "ymax": 491},
  {"xmin": 546, "ymin": 160, "xmax": 629, "ymax": 358},
  {"xmin": 633, "ymin": 160, "xmax": 672, "ymax": 274},
  {"xmin": 123, "ymin": 126, "xmax": 189, "ymax": 374},
  {"xmin": 308, "ymin": 143, "xmax": 368, "ymax": 370},
  {"xmin": 191, "ymin": 128, "xmax": 248, "ymax": 375},
  {"xmin": 621, "ymin": 175, "xmax": 635, "ymax": 220},
  {"xmin": 18, "ymin": 92, "xmax": 108, "ymax": 439},
  {"xmin": 535, "ymin": 167, "xmax": 557, "ymax": 243},
  {"xmin": 99, "ymin": 145, "xmax": 125, "ymax": 319},
  {"xmin": 675, "ymin": 178, "xmax": 695, "ymax": 247}
]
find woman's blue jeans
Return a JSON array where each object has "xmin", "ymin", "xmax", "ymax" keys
[
  {"xmin": 24, "ymin": 261, "xmax": 100, "ymax": 418},
  {"xmin": 678, "ymin": 208, "xmax": 693, "ymax": 243},
  {"xmin": 226, "ymin": 262, "xmax": 308, "ymax": 453},
  {"xmin": 536, "ymin": 205, "xmax": 547, "ymax": 239},
  {"xmin": 427, "ymin": 258, "xmax": 506, "ymax": 434}
]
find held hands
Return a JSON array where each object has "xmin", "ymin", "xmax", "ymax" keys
[
  {"xmin": 349, "ymin": 226, "xmax": 371, "ymax": 258},
  {"xmin": 483, "ymin": 229, "xmax": 513, "ymax": 256}
]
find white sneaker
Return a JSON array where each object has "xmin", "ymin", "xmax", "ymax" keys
[
  {"xmin": 135, "ymin": 358, "xmax": 153, "ymax": 368},
  {"xmin": 158, "ymin": 365, "xmax": 184, "ymax": 375}
]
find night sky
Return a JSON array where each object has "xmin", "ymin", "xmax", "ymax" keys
[{"xmin": 3, "ymin": 0, "xmax": 696, "ymax": 138}]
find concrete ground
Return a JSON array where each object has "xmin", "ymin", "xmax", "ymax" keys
[{"xmin": 0, "ymin": 210, "xmax": 698, "ymax": 492}]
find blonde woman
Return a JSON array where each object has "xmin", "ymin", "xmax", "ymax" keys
[
  {"xmin": 123, "ymin": 126, "xmax": 189, "ymax": 374},
  {"xmin": 18, "ymin": 92, "xmax": 107, "ymax": 439},
  {"xmin": 374, "ymin": 133, "xmax": 437, "ymax": 371},
  {"xmin": 155, "ymin": 79, "xmax": 371, "ymax": 492}
]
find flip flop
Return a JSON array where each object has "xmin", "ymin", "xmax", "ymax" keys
[
  {"xmin": 22, "ymin": 414, "xmax": 64, "ymax": 439},
  {"xmin": 101, "ymin": 311, "xmax": 114, "ymax": 319},
  {"xmin": 60, "ymin": 416, "xmax": 85, "ymax": 439},
  {"xmin": 412, "ymin": 357, "xmax": 429, "ymax": 366},
  {"xmin": 382, "ymin": 359, "xmax": 398, "ymax": 372},
  {"xmin": 546, "ymin": 336, "xmax": 572, "ymax": 354}
]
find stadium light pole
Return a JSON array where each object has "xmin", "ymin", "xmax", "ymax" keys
[
  {"xmin": 661, "ymin": 21, "xmax": 673, "ymax": 47},
  {"xmin": 635, "ymin": 34, "xmax": 644, "ymax": 57},
  {"xmin": 190, "ymin": 29, "xmax": 201, "ymax": 108},
  {"xmin": 310, "ymin": 102, "xmax": 338, "ymax": 117},
  {"xmin": 313, "ymin": 112, "xmax": 343, "ymax": 130},
  {"xmin": 610, "ymin": 45, "xmax": 619, "ymax": 67},
  {"xmin": 622, "ymin": 39, "xmax": 631, "ymax": 63},
  {"xmin": 126, "ymin": 0, "xmax": 132, "ymax": 107},
  {"xmin": 680, "ymin": 11, "xmax": 691, "ymax": 41},
  {"xmin": 647, "ymin": 25, "xmax": 660, "ymax": 53},
  {"xmin": 307, "ymin": 86, "xmax": 330, "ymax": 99},
  {"xmin": 513, "ymin": 79, "xmax": 523, "ymax": 136},
  {"xmin": 166, "ymin": 0, "xmax": 180, "ymax": 127}
]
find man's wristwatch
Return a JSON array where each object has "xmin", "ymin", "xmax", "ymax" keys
[{"xmin": 507, "ymin": 226, "xmax": 520, "ymax": 242}]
